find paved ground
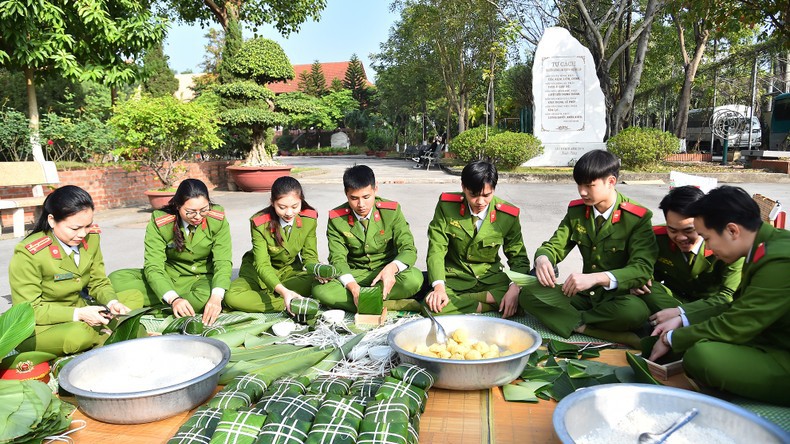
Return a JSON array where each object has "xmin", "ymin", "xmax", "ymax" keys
[{"xmin": 2, "ymin": 156, "xmax": 789, "ymax": 313}]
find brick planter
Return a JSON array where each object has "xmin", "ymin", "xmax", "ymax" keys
[
  {"xmin": 665, "ymin": 153, "xmax": 712, "ymax": 162},
  {"xmin": 752, "ymin": 159, "xmax": 790, "ymax": 174},
  {"xmin": 1, "ymin": 161, "xmax": 235, "ymax": 231}
]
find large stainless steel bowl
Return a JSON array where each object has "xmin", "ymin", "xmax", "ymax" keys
[
  {"xmin": 387, "ymin": 315, "xmax": 541, "ymax": 390},
  {"xmin": 553, "ymin": 384, "xmax": 790, "ymax": 443},
  {"xmin": 59, "ymin": 335, "xmax": 230, "ymax": 424}
]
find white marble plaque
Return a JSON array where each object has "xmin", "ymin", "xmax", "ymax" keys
[
  {"xmin": 542, "ymin": 56, "xmax": 585, "ymax": 132},
  {"xmin": 330, "ymin": 132, "xmax": 350, "ymax": 148}
]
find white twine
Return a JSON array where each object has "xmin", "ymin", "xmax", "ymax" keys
[{"xmin": 43, "ymin": 420, "xmax": 87, "ymax": 444}]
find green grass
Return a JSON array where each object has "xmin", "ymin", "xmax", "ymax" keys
[{"xmin": 290, "ymin": 167, "xmax": 318, "ymax": 174}]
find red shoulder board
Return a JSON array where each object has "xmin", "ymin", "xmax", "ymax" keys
[
  {"xmin": 704, "ymin": 248, "xmax": 714, "ymax": 257},
  {"xmin": 86, "ymin": 224, "xmax": 101, "ymax": 234},
  {"xmin": 652, "ymin": 226, "xmax": 668, "ymax": 235},
  {"xmin": 206, "ymin": 210, "xmax": 225, "ymax": 221},
  {"xmin": 568, "ymin": 199, "xmax": 585, "ymax": 207},
  {"xmin": 329, "ymin": 208, "xmax": 351, "ymax": 219},
  {"xmin": 494, "ymin": 202, "xmax": 520, "ymax": 217},
  {"xmin": 299, "ymin": 209, "xmax": 318, "ymax": 219},
  {"xmin": 440, "ymin": 193, "xmax": 463, "ymax": 203},
  {"xmin": 25, "ymin": 237, "xmax": 52, "ymax": 255},
  {"xmin": 619, "ymin": 201, "xmax": 647, "ymax": 218},
  {"xmin": 752, "ymin": 243, "xmax": 765, "ymax": 263},
  {"xmin": 155, "ymin": 214, "xmax": 176, "ymax": 227},
  {"xmin": 376, "ymin": 201, "xmax": 398, "ymax": 210},
  {"xmin": 253, "ymin": 213, "xmax": 271, "ymax": 227}
]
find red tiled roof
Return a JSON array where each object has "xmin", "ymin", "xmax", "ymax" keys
[{"xmin": 266, "ymin": 61, "xmax": 372, "ymax": 94}]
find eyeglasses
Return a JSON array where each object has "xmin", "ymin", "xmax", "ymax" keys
[{"xmin": 184, "ymin": 207, "xmax": 210, "ymax": 217}]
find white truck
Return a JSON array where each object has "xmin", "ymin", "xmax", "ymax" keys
[{"xmin": 685, "ymin": 104, "xmax": 761, "ymax": 153}]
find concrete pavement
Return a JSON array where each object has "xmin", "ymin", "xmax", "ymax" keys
[{"xmin": 3, "ymin": 156, "xmax": 789, "ymax": 313}]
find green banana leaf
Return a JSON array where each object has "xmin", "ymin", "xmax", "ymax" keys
[
  {"xmin": 104, "ymin": 306, "xmax": 156, "ymax": 346},
  {"xmin": 0, "ymin": 351, "xmax": 56, "ymax": 370},
  {"xmin": 304, "ymin": 262, "xmax": 339, "ymax": 279},
  {"xmin": 625, "ymin": 351, "xmax": 663, "ymax": 385},
  {"xmin": 160, "ymin": 316, "xmax": 192, "ymax": 335},
  {"xmin": 290, "ymin": 298, "xmax": 319, "ymax": 323},
  {"xmin": 357, "ymin": 286, "xmax": 383, "ymax": 315},
  {"xmin": 301, "ymin": 333, "xmax": 365, "ymax": 381},
  {"xmin": 244, "ymin": 334, "xmax": 283, "ymax": 349},
  {"xmin": 0, "ymin": 303, "xmax": 35, "ymax": 358},
  {"xmin": 208, "ymin": 321, "xmax": 279, "ymax": 347},
  {"xmin": 230, "ymin": 344, "xmax": 305, "ymax": 363},
  {"xmin": 250, "ymin": 348, "xmax": 332, "ymax": 385}
]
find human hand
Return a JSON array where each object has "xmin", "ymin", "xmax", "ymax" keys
[
  {"xmin": 648, "ymin": 332, "xmax": 672, "ymax": 361},
  {"xmin": 425, "ymin": 284, "xmax": 449, "ymax": 313},
  {"xmin": 650, "ymin": 307, "xmax": 681, "ymax": 326},
  {"xmin": 630, "ymin": 279, "xmax": 653, "ymax": 296},
  {"xmin": 171, "ymin": 297, "xmax": 196, "ymax": 318},
  {"xmin": 651, "ymin": 315, "xmax": 682, "ymax": 336},
  {"xmin": 347, "ymin": 282, "xmax": 361, "ymax": 307},
  {"xmin": 107, "ymin": 300, "xmax": 131, "ymax": 316},
  {"xmin": 499, "ymin": 283, "xmax": 519, "ymax": 319},
  {"xmin": 371, "ymin": 263, "xmax": 399, "ymax": 299},
  {"xmin": 202, "ymin": 293, "xmax": 222, "ymax": 326},
  {"xmin": 561, "ymin": 272, "xmax": 600, "ymax": 297},
  {"xmin": 534, "ymin": 255, "xmax": 556, "ymax": 287},
  {"xmin": 281, "ymin": 289, "xmax": 304, "ymax": 315},
  {"xmin": 76, "ymin": 305, "xmax": 111, "ymax": 326}
]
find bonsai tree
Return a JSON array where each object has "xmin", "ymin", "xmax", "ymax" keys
[
  {"xmin": 216, "ymin": 38, "xmax": 294, "ymax": 166},
  {"xmin": 110, "ymin": 96, "xmax": 223, "ymax": 189}
]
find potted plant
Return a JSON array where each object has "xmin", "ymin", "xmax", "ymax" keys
[
  {"xmin": 216, "ymin": 38, "xmax": 294, "ymax": 192},
  {"xmin": 110, "ymin": 96, "xmax": 223, "ymax": 208}
]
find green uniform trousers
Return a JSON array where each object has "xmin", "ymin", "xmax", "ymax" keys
[
  {"xmin": 427, "ymin": 279, "xmax": 511, "ymax": 315},
  {"xmin": 683, "ymin": 340, "xmax": 790, "ymax": 406},
  {"xmin": 109, "ymin": 268, "xmax": 213, "ymax": 312},
  {"xmin": 224, "ymin": 262, "xmax": 315, "ymax": 313},
  {"xmin": 519, "ymin": 286, "xmax": 650, "ymax": 338},
  {"xmin": 312, "ymin": 267, "xmax": 423, "ymax": 312},
  {"xmin": 638, "ymin": 281, "xmax": 684, "ymax": 313}
]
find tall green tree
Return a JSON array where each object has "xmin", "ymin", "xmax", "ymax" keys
[
  {"xmin": 343, "ymin": 54, "xmax": 368, "ymax": 105},
  {"xmin": 0, "ymin": 0, "xmax": 166, "ymax": 157},
  {"xmin": 298, "ymin": 60, "xmax": 328, "ymax": 97},
  {"xmin": 142, "ymin": 43, "xmax": 179, "ymax": 97},
  {"xmin": 161, "ymin": 0, "xmax": 326, "ymax": 34}
]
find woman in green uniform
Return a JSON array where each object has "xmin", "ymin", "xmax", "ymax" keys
[
  {"xmin": 9, "ymin": 185, "xmax": 141, "ymax": 355},
  {"xmin": 224, "ymin": 176, "xmax": 319, "ymax": 314},
  {"xmin": 109, "ymin": 179, "xmax": 232, "ymax": 325}
]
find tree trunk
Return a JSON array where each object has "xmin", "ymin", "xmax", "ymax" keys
[
  {"xmin": 673, "ymin": 23, "xmax": 709, "ymax": 140},
  {"xmin": 24, "ymin": 67, "xmax": 45, "ymax": 161},
  {"xmin": 246, "ymin": 124, "xmax": 276, "ymax": 166}
]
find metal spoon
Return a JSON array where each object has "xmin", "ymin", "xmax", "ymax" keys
[
  {"xmin": 638, "ymin": 408, "xmax": 699, "ymax": 444},
  {"xmin": 421, "ymin": 306, "xmax": 448, "ymax": 344}
]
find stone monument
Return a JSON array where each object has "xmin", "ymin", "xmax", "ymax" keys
[
  {"xmin": 526, "ymin": 27, "xmax": 607, "ymax": 166},
  {"xmin": 330, "ymin": 131, "xmax": 350, "ymax": 148}
]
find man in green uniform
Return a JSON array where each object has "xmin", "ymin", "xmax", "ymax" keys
[
  {"xmin": 631, "ymin": 186, "xmax": 742, "ymax": 325},
  {"xmin": 424, "ymin": 160, "xmax": 529, "ymax": 316},
  {"xmin": 109, "ymin": 203, "xmax": 232, "ymax": 324},
  {"xmin": 520, "ymin": 150, "xmax": 657, "ymax": 343},
  {"xmin": 312, "ymin": 165, "xmax": 424, "ymax": 312},
  {"xmin": 649, "ymin": 186, "xmax": 790, "ymax": 406}
]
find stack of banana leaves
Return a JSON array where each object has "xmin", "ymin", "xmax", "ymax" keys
[
  {"xmin": 0, "ymin": 303, "xmax": 77, "ymax": 443},
  {"xmin": 502, "ymin": 339, "xmax": 662, "ymax": 403},
  {"xmin": 168, "ymin": 329, "xmax": 432, "ymax": 444}
]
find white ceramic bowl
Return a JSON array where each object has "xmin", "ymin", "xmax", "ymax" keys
[{"xmin": 553, "ymin": 384, "xmax": 789, "ymax": 443}]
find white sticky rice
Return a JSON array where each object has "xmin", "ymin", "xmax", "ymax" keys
[{"xmin": 81, "ymin": 354, "xmax": 218, "ymax": 393}]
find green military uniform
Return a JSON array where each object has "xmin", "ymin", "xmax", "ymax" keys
[
  {"xmin": 519, "ymin": 193, "xmax": 657, "ymax": 337},
  {"xmin": 640, "ymin": 225, "xmax": 742, "ymax": 320},
  {"xmin": 224, "ymin": 209, "xmax": 319, "ymax": 312},
  {"xmin": 109, "ymin": 205, "xmax": 232, "ymax": 312},
  {"xmin": 426, "ymin": 192, "xmax": 530, "ymax": 314},
  {"xmin": 9, "ymin": 226, "xmax": 143, "ymax": 355},
  {"xmin": 670, "ymin": 223, "xmax": 790, "ymax": 406},
  {"xmin": 312, "ymin": 197, "xmax": 424, "ymax": 312}
]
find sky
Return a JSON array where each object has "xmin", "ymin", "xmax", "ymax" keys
[{"xmin": 163, "ymin": 0, "xmax": 400, "ymax": 82}]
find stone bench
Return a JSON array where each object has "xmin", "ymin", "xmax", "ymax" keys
[{"xmin": 0, "ymin": 161, "xmax": 60, "ymax": 238}]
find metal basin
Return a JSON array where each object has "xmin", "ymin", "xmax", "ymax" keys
[
  {"xmin": 59, "ymin": 335, "xmax": 230, "ymax": 424},
  {"xmin": 387, "ymin": 315, "xmax": 541, "ymax": 390},
  {"xmin": 553, "ymin": 384, "xmax": 790, "ymax": 443}
]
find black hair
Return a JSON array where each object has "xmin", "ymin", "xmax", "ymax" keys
[
  {"xmin": 263, "ymin": 176, "xmax": 314, "ymax": 247},
  {"xmin": 659, "ymin": 186, "xmax": 705, "ymax": 217},
  {"xmin": 32, "ymin": 185, "xmax": 94, "ymax": 234},
  {"xmin": 461, "ymin": 160, "xmax": 498, "ymax": 194},
  {"xmin": 161, "ymin": 179, "xmax": 212, "ymax": 252},
  {"xmin": 573, "ymin": 149, "xmax": 620, "ymax": 184},
  {"xmin": 686, "ymin": 186, "xmax": 762, "ymax": 234},
  {"xmin": 343, "ymin": 165, "xmax": 376, "ymax": 193}
]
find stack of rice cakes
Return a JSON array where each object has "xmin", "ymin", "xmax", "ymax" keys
[{"xmin": 168, "ymin": 364, "xmax": 434, "ymax": 444}]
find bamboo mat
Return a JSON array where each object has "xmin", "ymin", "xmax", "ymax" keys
[{"xmin": 62, "ymin": 349, "xmax": 694, "ymax": 444}]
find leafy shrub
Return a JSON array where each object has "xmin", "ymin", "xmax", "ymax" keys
[
  {"xmin": 40, "ymin": 113, "xmax": 116, "ymax": 162},
  {"xmin": 450, "ymin": 126, "xmax": 500, "ymax": 163},
  {"xmin": 485, "ymin": 132, "xmax": 543, "ymax": 170},
  {"xmin": 277, "ymin": 132, "xmax": 293, "ymax": 151},
  {"xmin": 607, "ymin": 127, "xmax": 680, "ymax": 170},
  {"xmin": 365, "ymin": 127, "xmax": 394, "ymax": 151},
  {"xmin": 0, "ymin": 108, "xmax": 31, "ymax": 161}
]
